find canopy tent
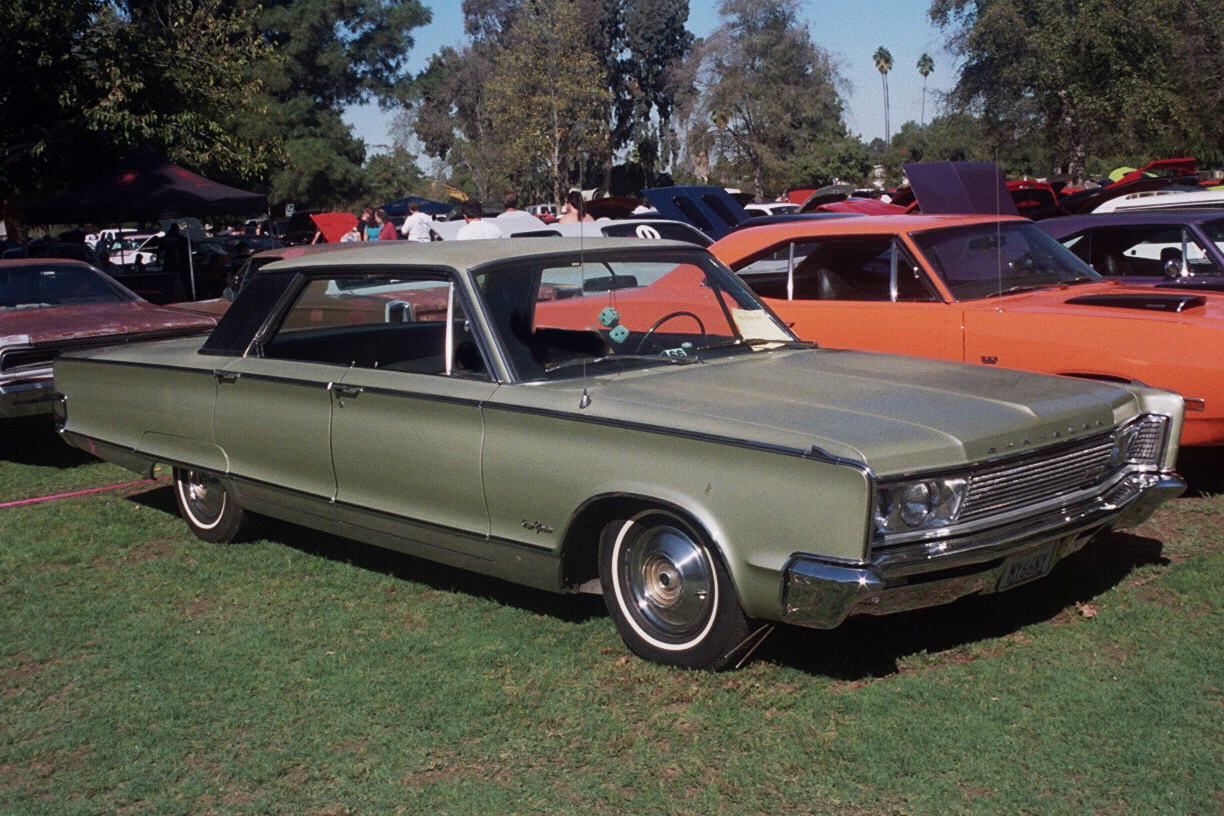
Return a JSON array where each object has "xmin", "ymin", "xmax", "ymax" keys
[
  {"xmin": 379, "ymin": 196, "xmax": 452, "ymax": 218},
  {"xmin": 24, "ymin": 146, "xmax": 267, "ymax": 225}
]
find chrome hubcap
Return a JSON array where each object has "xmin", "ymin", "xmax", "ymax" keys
[
  {"xmin": 183, "ymin": 471, "xmax": 224, "ymax": 522},
  {"xmin": 626, "ymin": 524, "xmax": 714, "ymax": 636}
]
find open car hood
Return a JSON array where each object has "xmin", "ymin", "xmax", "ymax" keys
[{"xmin": 902, "ymin": 162, "xmax": 1020, "ymax": 217}]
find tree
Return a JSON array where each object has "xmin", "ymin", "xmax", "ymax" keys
[
  {"xmin": 484, "ymin": 0, "xmax": 611, "ymax": 206},
  {"xmin": 2, "ymin": 0, "xmax": 276, "ymax": 207},
  {"xmin": 234, "ymin": 0, "xmax": 433, "ymax": 206},
  {"xmin": 610, "ymin": 0, "xmax": 695, "ymax": 188},
  {"xmin": 930, "ymin": 0, "xmax": 1224, "ymax": 182},
  {"xmin": 917, "ymin": 52, "xmax": 935, "ymax": 126},
  {"xmin": 873, "ymin": 46, "xmax": 893, "ymax": 147},
  {"xmin": 675, "ymin": 0, "xmax": 848, "ymax": 199}
]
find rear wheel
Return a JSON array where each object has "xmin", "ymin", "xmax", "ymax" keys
[
  {"xmin": 599, "ymin": 509, "xmax": 750, "ymax": 669},
  {"xmin": 173, "ymin": 468, "xmax": 250, "ymax": 543}
]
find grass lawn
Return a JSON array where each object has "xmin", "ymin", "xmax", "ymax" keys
[{"xmin": 2, "ymin": 418, "xmax": 1222, "ymax": 815}]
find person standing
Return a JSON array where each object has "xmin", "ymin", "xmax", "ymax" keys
[
  {"xmin": 399, "ymin": 200, "xmax": 434, "ymax": 242},
  {"xmin": 160, "ymin": 223, "xmax": 192, "ymax": 300},
  {"xmin": 558, "ymin": 190, "xmax": 593, "ymax": 223},
  {"xmin": 455, "ymin": 200, "xmax": 503, "ymax": 240},
  {"xmin": 360, "ymin": 206, "xmax": 378, "ymax": 240},
  {"xmin": 376, "ymin": 209, "xmax": 397, "ymax": 240}
]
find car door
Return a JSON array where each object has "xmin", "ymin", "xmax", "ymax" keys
[
  {"xmin": 212, "ymin": 354, "xmax": 339, "ymax": 518},
  {"xmin": 318, "ymin": 275, "xmax": 498, "ymax": 548},
  {"xmin": 736, "ymin": 235, "xmax": 964, "ymax": 360}
]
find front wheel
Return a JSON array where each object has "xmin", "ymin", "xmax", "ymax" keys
[
  {"xmin": 599, "ymin": 510, "xmax": 750, "ymax": 669},
  {"xmin": 173, "ymin": 468, "xmax": 251, "ymax": 543}
]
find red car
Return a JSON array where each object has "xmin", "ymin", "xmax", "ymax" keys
[{"xmin": 1, "ymin": 258, "xmax": 217, "ymax": 418}]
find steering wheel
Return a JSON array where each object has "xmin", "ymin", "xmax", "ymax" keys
[{"xmin": 636, "ymin": 311, "xmax": 707, "ymax": 354}]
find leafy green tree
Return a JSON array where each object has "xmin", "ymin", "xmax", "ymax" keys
[
  {"xmin": 364, "ymin": 147, "xmax": 430, "ymax": 205},
  {"xmin": 873, "ymin": 46, "xmax": 893, "ymax": 147},
  {"xmin": 406, "ymin": 41, "xmax": 511, "ymax": 202},
  {"xmin": 930, "ymin": 0, "xmax": 1224, "ymax": 182},
  {"xmin": 233, "ymin": 0, "xmax": 432, "ymax": 206},
  {"xmin": 2, "ymin": 0, "xmax": 275, "ymax": 206},
  {"xmin": 485, "ymin": 0, "xmax": 611, "ymax": 206},
  {"xmin": 608, "ymin": 0, "xmax": 694, "ymax": 188},
  {"xmin": 675, "ymin": 0, "xmax": 848, "ymax": 199}
]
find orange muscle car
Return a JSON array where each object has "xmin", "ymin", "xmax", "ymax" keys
[{"xmin": 711, "ymin": 214, "xmax": 1224, "ymax": 447}]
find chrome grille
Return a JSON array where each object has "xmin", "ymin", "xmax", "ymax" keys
[{"xmin": 960, "ymin": 435, "xmax": 1116, "ymax": 522}]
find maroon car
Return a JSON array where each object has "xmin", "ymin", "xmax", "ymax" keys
[{"xmin": 1, "ymin": 258, "xmax": 217, "ymax": 418}]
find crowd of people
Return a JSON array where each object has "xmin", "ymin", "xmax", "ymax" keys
[{"xmin": 330, "ymin": 189, "xmax": 593, "ymax": 243}]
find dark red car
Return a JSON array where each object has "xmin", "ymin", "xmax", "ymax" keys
[{"xmin": 1, "ymin": 258, "xmax": 217, "ymax": 418}]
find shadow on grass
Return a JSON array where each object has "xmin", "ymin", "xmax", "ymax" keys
[
  {"xmin": 757, "ymin": 530, "xmax": 1168, "ymax": 680},
  {"xmin": 1176, "ymin": 446, "xmax": 1224, "ymax": 497},
  {"xmin": 130, "ymin": 485, "xmax": 608, "ymax": 625},
  {"xmin": 130, "ymin": 484, "xmax": 1166, "ymax": 678},
  {"xmin": 0, "ymin": 415, "xmax": 96, "ymax": 468}
]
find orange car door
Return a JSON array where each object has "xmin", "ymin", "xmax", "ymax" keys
[{"xmin": 740, "ymin": 235, "xmax": 965, "ymax": 360}]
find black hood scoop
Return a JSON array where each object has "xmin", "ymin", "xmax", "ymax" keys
[{"xmin": 1064, "ymin": 292, "xmax": 1207, "ymax": 313}]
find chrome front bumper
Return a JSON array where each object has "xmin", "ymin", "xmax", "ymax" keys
[{"xmin": 781, "ymin": 472, "xmax": 1185, "ymax": 630}]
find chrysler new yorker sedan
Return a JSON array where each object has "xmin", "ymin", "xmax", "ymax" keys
[
  {"xmin": 712, "ymin": 214, "xmax": 1224, "ymax": 448},
  {"xmin": 53, "ymin": 239, "xmax": 1185, "ymax": 669}
]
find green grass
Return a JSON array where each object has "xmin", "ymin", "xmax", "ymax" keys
[{"xmin": 2, "ymin": 418, "xmax": 1223, "ymax": 815}]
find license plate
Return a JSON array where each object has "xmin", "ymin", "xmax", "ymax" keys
[{"xmin": 998, "ymin": 542, "xmax": 1059, "ymax": 591}]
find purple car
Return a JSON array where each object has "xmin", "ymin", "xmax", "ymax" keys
[{"xmin": 1036, "ymin": 211, "xmax": 1224, "ymax": 291}]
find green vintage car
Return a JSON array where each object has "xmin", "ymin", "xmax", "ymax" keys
[{"xmin": 54, "ymin": 239, "xmax": 1186, "ymax": 669}]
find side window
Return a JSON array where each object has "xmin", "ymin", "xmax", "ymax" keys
[
  {"xmin": 741, "ymin": 238, "xmax": 935, "ymax": 302},
  {"xmin": 262, "ymin": 274, "xmax": 487, "ymax": 378},
  {"xmin": 1063, "ymin": 225, "xmax": 1210, "ymax": 277}
]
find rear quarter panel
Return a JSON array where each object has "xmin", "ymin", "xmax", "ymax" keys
[{"xmin": 56, "ymin": 340, "xmax": 224, "ymax": 471}]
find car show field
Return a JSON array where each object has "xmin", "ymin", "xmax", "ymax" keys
[{"xmin": 2, "ymin": 416, "xmax": 1223, "ymax": 814}]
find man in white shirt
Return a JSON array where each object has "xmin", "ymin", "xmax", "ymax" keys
[
  {"xmin": 455, "ymin": 200, "xmax": 503, "ymax": 240},
  {"xmin": 399, "ymin": 200, "xmax": 434, "ymax": 242}
]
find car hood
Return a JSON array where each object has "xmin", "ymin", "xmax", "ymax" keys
[
  {"xmin": 975, "ymin": 281, "xmax": 1224, "ymax": 319},
  {"xmin": 1, "ymin": 302, "xmax": 216, "ymax": 346},
  {"xmin": 583, "ymin": 347, "xmax": 1141, "ymax": 475}
]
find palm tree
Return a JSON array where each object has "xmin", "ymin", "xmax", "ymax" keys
[
  {"xmin": 917, "ymin": 52, "xmax": 935, "ymax": 126},
  {"xmin": 873, "ymin": 46, "xmax": 893, "ymax": 147}
]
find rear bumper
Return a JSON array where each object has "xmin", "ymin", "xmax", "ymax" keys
[{"xmin": 781, "ymin": 471, "xmax": 1185, "ymax": 630}]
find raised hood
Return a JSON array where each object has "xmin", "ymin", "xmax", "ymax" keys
[{"xmin": 586, "ymin": 347, "xmax": 1141, "ymax": 476}]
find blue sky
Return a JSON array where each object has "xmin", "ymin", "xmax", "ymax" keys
[{"xmin": 344, "ymin": 0, "xmax": 955, "ymax": 151}]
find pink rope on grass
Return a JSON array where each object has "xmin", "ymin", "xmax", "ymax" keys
[{"xmin": 0, "ymin": 477, "xmax": 170, "ymax": 509}]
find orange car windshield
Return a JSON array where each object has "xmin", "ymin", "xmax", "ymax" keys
[
  {"xmin": 912, "ymin": 221, "xmax": 1101, "ymax": 301},
  {"xmin": 475, "ymin": 252, "xmax": 795, "ymax": 381}
]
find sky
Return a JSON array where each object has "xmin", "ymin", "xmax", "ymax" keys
[{"xmin": 343, "ymin": 0, "xmax": 956, "ymax": 153}]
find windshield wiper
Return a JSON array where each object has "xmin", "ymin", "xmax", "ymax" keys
[
  {"xmin": 544, "ymin": 354, "xmax": 704, "ymax": 373},
  {"xmin": 696, "ymin": 338, "xmax": 817, "ymax": 353}
]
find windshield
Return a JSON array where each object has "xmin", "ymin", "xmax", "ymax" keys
[
  {"xmin": 1199, "ymin": 218, "xmax": 1224, "ymax": 258},
  {"xmin": 912, "ymin": 221, "xmax": 1101, "ymax": 301},
  {"xmin": 0, "ymin": 263, "xmax": 140, "ymax": 309},
  {"xmin": 475, "ymin": 250, "xmax": 797, "ymax": 381},
  {"xmin": 112, "ymin": 235, "xmax": 156, "ymax": 252}
]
